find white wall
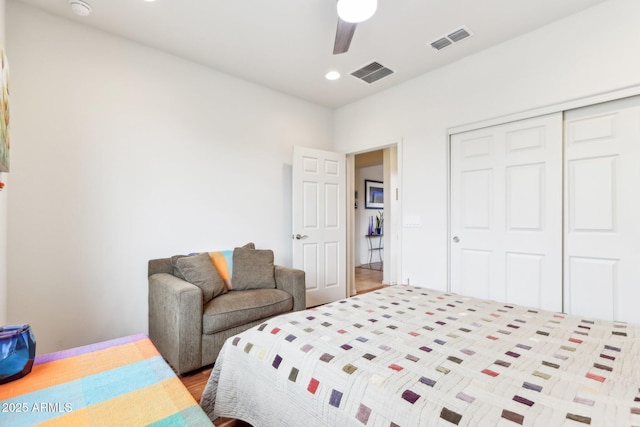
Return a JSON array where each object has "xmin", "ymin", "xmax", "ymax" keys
[
  {"xmin": 6, "ymin": 2, "xmax": 333, "ymax": 353},
  {"xmin": 355, "ymin": 165, "xmax": 383, "ymax": 266},
  {"xmin": 7, "ymin": 0, "xmax": 640, "ymax": 352},
  {"xmin": 0, "ymin": 0, "xmax": 6, "ymax": 325},
  {"xmin": 335, "ymin": 0, "xmax": 640, "ymax": 289}
]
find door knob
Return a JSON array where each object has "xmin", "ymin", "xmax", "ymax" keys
[
  {"xmin": 293, "ymin": 234, "xmax": 308, "ymax": 240},
  {"xmin": 452, "ymin": 236, "xmax": 460, "ymax": 243}
]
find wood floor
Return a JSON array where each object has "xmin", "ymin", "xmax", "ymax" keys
[
  {"xmin": 355, "ymin": 262, "xmax": 384, "ymax": 294},
  {"xmin": 180, "ymin": 365, "xmax": 247, "ymax": 426},
  {"xmin": 181, "ymin": 265, "xmax": 384, "ymax": 426}
]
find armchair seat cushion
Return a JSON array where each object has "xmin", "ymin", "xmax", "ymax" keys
[{"xmin": 202, "ymin": 289, "xmax": 293, "ymax": 335}]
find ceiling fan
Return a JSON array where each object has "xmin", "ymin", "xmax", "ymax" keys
[{"xmin": 333, "ymin": 0, "xmax": 377, "ymax": 54}]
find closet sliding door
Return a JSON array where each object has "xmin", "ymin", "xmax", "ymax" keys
[
  {"xmin": 450, "ymin": 113, "xmax": 563, "ymax": 311},
  {"xmin": 564, "ymin": 96, "xmax": 640, "ymax": 323}
]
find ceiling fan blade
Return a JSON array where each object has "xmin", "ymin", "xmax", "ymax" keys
[{"xmin": 333, "ymin": 18, "xmax": 357, "ymax": 54}]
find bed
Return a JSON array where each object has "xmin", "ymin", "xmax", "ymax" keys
[
  {"xmin": 0, "ymin": 334, "xmax": 213, "ymax": 426},
  {"xmin": 201, "ymin": 286, "xmax": 640, "ymax": 426}
]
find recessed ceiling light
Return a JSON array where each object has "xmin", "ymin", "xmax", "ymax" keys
[
  {"xmin": 69, "ymin": 0, "xmax": 92, "ymax": 17},
  {"xmin": 325, "ymin": 71, "xmax": 341, "ymax": 81}
]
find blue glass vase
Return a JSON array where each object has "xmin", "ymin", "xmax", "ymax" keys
[{"xmin": 0, "ymin": 324, "xmax": 36, "ymax": 384}]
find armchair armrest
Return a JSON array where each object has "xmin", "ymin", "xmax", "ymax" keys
[
  {"xmin": 148, "ymin": 273, "xmax": 203, "ymax": 374},
  {"xmin": 274, "ymin": 266, "xmax": 306, "ymax": 311}
]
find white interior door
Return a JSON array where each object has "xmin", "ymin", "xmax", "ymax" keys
[
  {"xmin": 293, "ymin": 146, "xmax": 346, "ymax": 307},
  {"xmin": 450, "ymin": 113, "xmax": 563, "ymax": 311},
  {"xmin": 564, "ymin": 96, "xmax": 640, "ymax": 323}
]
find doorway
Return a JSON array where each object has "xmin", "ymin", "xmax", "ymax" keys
[
  {"xmin": 349, "ymin": 144, "xmax": 401, "ymax": 295},
  {"xmin": 354, "ymin": 149, "xmax": 384, "ymax": 294}
]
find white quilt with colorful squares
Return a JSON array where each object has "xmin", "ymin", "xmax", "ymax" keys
[{"xmin": 200, "ymin": 286, "xmax": 640, "ymax": 427}]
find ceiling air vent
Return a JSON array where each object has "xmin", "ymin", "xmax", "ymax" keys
[
  {"xmin": 351, "ymin": 62, "xmax": 394, "ymax": 84},
  {"xmin": 430, "ymin": 37, "xmax": 452, "ymax": 50},
  {"xmin": 448, "ymin": 27, "xmax": 471, "ymax": 42},
  {"xmin": 430, "ymin": 26, "xmax": 473, "ymax": 51}
]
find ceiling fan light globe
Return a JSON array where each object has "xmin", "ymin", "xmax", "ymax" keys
[
  {"xmin": 337, "ymin": 0, "xmax": 377, "ymax": 24},
  {"xmin": 69, "ymin": 0, "xmax": 92, "ymax": 17}
]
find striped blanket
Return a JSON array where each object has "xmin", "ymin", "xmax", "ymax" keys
[
  {"xmin": 0, "ymin": 334, "xmax": 212, "ymax": 426},
  {"xmin": 201, "ymin": 286, "xmax": 640, "ymax": 426}
]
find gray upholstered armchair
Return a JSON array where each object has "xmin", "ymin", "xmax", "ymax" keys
[{"xmin": 148, "ymin": 247, "xmax": 305, "ymax": 375}]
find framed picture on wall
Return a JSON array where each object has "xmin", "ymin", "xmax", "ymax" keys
[{"xmin": 365, "ymin": 180, "xmax": 383, "ymax": 209}]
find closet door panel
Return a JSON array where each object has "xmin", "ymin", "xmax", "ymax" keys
[
  {"xmin": 451, "ymin": 113, "xmax": 563, "ymax": 311},
  {"xmin": 506, "ymin": 163, "xmax": 544, "ymax": 231},
  {"xmin": 461, "ymin": 169, "xmax": 492, "ymax": 229},
  {"xmin": 505, "ymin": 252, "xmax": 544, "ymax": 308},
  {"xmin": 567, "ymin": 257, "xmax": 617, "ymax": 321},
  {"xmin": 568, "ymin": 156, "xmax": 617, "ymax": 232},
  {"xmin": 459, "ymin": 249, "xmax": 491, "ymax": 299},
  {"xmin": 564, "ymin": 96, "xmax": 640, "ymax": 323}
]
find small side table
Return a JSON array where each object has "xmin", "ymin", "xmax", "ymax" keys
[{"xmin": 365, "ymin": 234, "xmax": 383, "ymax": 269}]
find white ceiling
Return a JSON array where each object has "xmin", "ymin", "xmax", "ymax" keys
[{"xmin": 16, "ymin": 0, "xmax": 609, "ymax": 108}]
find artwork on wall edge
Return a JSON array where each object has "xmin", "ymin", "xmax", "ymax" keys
[
  {"xmin": 364, "ymin": 179, "xmax": 383, "ymax": 209},
  {"xmin": 0, "ymin": 44, "xmax": 9, "ymax": 173}
]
